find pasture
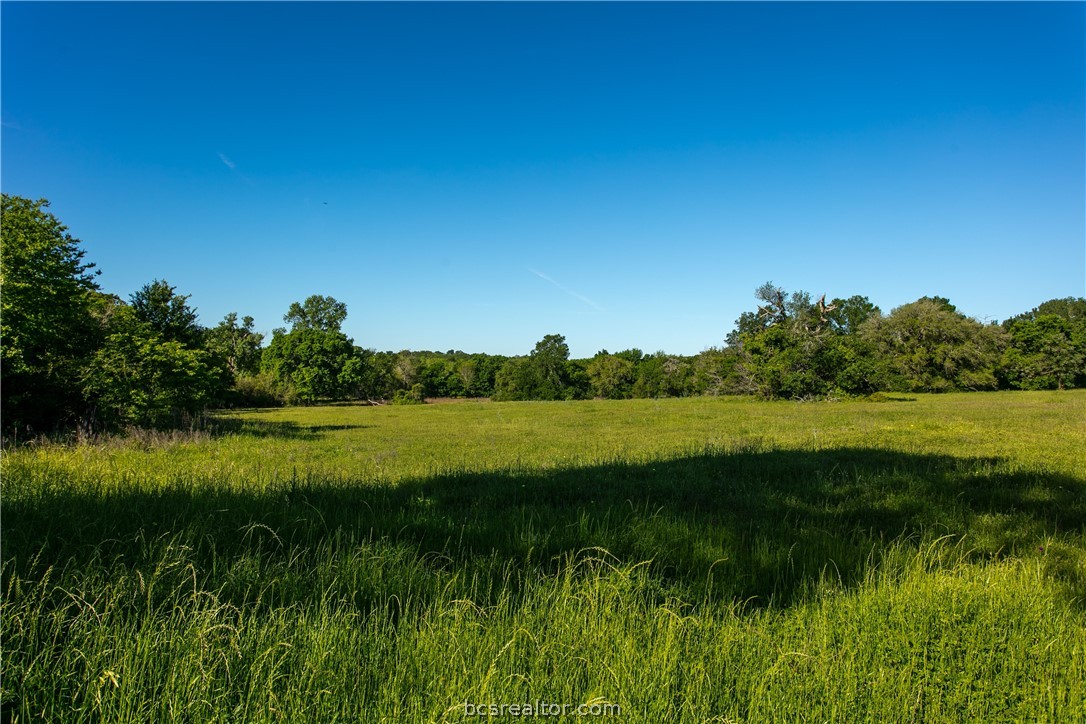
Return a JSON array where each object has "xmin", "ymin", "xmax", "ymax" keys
[{"xmin": 3, "ymin": 391, "xmax": 1085, "ymax": 721}]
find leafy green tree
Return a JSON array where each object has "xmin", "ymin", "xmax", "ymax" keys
[
  {"xmin": 261, "ymin": 297, "xmax": 367, "ymax": 403},
  {"xmin": 1033, "ymin": 297, "xmax": 1086, "ymax": 322},
  {"xmin": 205, "ymin": 312, "xmax": 264, "ymax": 376},
  {"xmin": 130, "ymin": 279, "xmax": 203, "ymax": 347},
  {"xmin": 363, "ymin": 351, "xmax": 400, "ymax": 400},
  {"xmin": 1003, "ymin": 297, "xmax": 1086, "ymax": 329},
  {"xmin": 1001, "ymin": 314, "xmax": 1085, "ymax": 390},
  {"xmin": 1, "ymin": 195, "xmax": 101, "ymax": 431},
  {"xmin": 826, "ymin": 295, "xmax": 880, "ymax": 336},
  {"xmin": 661, "ymin": 354, "xmax": 694, "ymax": 396},
  {"xmin": 725, "ymin": 310, "xmax": 766, "ymax": 347},
  {"xmin": 918, "ymin": 295, "xmax": 957, "ymax": 313},
  {"xmin": 458, "ymin": 353, "xmax": 505, "ymax": 398},
  {"xmin": 860, "ymin": 298, "xmax": 1007, "ymax": 392},
  {"xmin": 689, "ymin": 347, "xmax": 743, "ymax": 396},
  {"xmin": 492, "ymin": 356, "xmax": 536, "ymax": 401},
  {"xmin": 730, "ymin": 283, "xmax": 859, "ymax": 398},
  {"xmin": 565, "ymin": 358, "xmax": 591, "ymax": 400},
  {"xmin": 416, "ymin": 355, "xmax": 469, "ymax": 398},
  {"xmin": 628, "ymin": 351, "xmax": 691, "ymax": 398},
  {"xmin": 391, "ymin": 351, "xmax": 420, "ymax": 391},
  {"xmin": 586, "ymin": 352, "xmax": 635, "ymax": 399},
  {"xmin": 83, "ymin": 303, "xmax": 220, "ymax": 428},
  {"xmin": 726, "ymin": 283, "xmax": 801, "ymax": 346},
  {"xmin": 530, "ymin": 334, "xmax": 580, "ymax": 400},
  {"xmin": 284, "ymin": 295, "xmax": 347, "ymax": 332},
  {"xmin": 493, "ymin": 334, "xmax": 582, "ymax": 401},
  {"xmin": 261, "ymin": 327, "xmax": 361, "ymax": 403},
  {"xmin": 343, "ymin": 347, "xmax": 392, "ymax": 400},
  {"xmin": 739, "ymin": 329, "xmax": 878, "ymax": 399},
  {"xmin": 738, "ymin": 324, "xmax": 832, "ymax": 398},
  {"xmin": 612, "ymin": 348, "xmax": 642, "ymax": 364},
  {"xmin": 825, "ymin": 334, "xmax": 880, "ymax": 395},
  {"xmin": 455, "ymin": 356, "xmax": 480, "ymax": 397}
]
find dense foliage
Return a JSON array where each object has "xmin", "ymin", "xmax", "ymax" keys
[
  {"xmin": 1, "ymin": 196, "xmax": 101, "ymax": 431},
  {"xmin": 261, "ymin": 326, "xmax": 363, "ymax": 403},
  {"xmin": 1, "ymin": 193, "xmax": 1083, "ymax": 433},
  {"xmin": 1000, "ymin": 298, "xmax": 1086, "ymax": 390},
  {"xmin": 83, "ymin": 301, "xmax": 222, "ymax": 428}
]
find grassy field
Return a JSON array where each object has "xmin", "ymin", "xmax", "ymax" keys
[{"xmin": 3, "ymin": 391, "xmax": 1085, "ymax": 722}]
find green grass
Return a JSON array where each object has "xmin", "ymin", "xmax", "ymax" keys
[{"xmin": 4, "ymin": 392, "xmax": 1085, "ymax": 721}]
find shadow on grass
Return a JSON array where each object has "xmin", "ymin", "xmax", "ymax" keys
[
  {"xmin": 5, "ymin": 447, "xmax": 1084, "ymax": 612},
  {"xmin": 205, "ymin": 416, "xmax": 371, "ymax": 440}
]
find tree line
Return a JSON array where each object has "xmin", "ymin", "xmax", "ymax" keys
[{"xmin": 3, "ymin": 195, "xmax": 1084, "ymax": 434}]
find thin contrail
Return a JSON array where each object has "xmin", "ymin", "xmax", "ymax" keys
[
  {"xmin": 528, "ymin": 268, "xmax": 605, "ymax": 312},
  {"xmin": 217, "ymin": 152, "xmax": 255, "ymax": 185}
]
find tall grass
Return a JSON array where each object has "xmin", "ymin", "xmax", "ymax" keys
[{"xmin": 3, "ymin": 392, "xmax": 1085, "ymax": 721}]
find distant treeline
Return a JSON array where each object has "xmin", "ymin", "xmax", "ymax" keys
[{"xmin": 3, "ymin": 194, "xmax": 1084, "ymax": 434}]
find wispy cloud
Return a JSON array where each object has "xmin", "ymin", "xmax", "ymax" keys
[
  {"xmin": 528, "ymin": 268, "xmax": 605, "ymax": 312},
  {"xmin": 217, "ymin": 152, "xmax": 255, "ymax": 185}
]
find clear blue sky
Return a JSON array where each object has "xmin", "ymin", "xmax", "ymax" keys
[{"xmin": 3, "ymin": 2, "xmax": 1083, "ymax": 358}]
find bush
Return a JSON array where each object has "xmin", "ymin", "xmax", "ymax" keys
[{"xmin": 391, "ymin": 383, "xmax": 426, "ymax": 405}]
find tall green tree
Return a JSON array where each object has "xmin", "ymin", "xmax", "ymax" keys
[
  {"xmin": 493, "ymin": 334, "xmax": 581, "ymax": 401},
  {"xmin": 262, "ymin": 328, "xmax": 361, "ymax": 403},
  {"xmin": 284, "ymin": 295, "xmax": 347, "ymax": 332},
  {"xmin": 261, "ymin": 296, "xmax": 366, "ymax": 402},
  {"xmin": 83, "ymin": 302, "xmax": 220, "ymax": 428},
  {"xmin": 529, "ymin": 334, "xmax": 576, "ymax": 400},
  {"xmin": 130, "ymin": 279, "xmax": 203, "ymax": 347},
  {"xmin": 1, "ymin": 195, "xmax": 101, "ymax": 431},
  {"xmin": 205, "ymin": 312, "xmax": 264, "ymax": 376}
]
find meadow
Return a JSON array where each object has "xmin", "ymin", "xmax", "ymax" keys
[{"xmin": 3, "ymin": 391, "xmax": 1085, "ymax": 722}]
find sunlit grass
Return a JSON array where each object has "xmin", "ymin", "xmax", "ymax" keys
[{"xmin": 3, "ymin": 391, "xmax": 1085, "ymax": 721}]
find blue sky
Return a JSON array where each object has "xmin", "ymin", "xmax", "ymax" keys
[{"xmin": 3, "ymin": 2, "xmax": 1083, "ymax": 358}]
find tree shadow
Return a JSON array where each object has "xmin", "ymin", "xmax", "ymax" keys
[
  {"xmin": 5, "ymin": 447, "xmax": 1084, "ymax": 615},
  {"xmin": 205, "ymin": 417, "xmax": 371, "ymax": 440}
]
